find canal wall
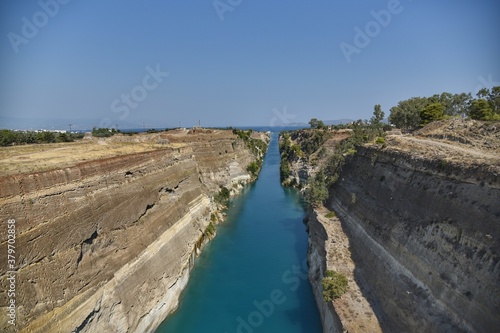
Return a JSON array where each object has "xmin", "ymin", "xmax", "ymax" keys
[{"xmin": 0, "ymin": 130, "xmax": 269, "ymax": 333}]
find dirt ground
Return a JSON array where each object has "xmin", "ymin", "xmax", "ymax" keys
[
  {"xmin": 383, "ymin": 119, "xmax": 500, "ymax": 174},
  {"xmin": 0, "ymin": 129, "xmax": 243, "ymax": 176},
  {"xmin": 315, "ymin": 206, "xmax": 383, "ymax": 333}
]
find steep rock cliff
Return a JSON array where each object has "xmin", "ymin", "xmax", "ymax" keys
[
  {"xmin": 282, "ymin": 120, "xmax": 500, "ymax": 332},
  {"xmin": 307, "ymin": 207, "xmax": 382, "ymax": 333},
  {"xmin": 329, "ymin": 141, "xmax": 499, "ymax": 332},
  {"xmin": 0, "ymin": 129, "xmax": 269, "ymax": 333}
]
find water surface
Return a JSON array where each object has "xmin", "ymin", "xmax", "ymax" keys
[{"xmin": 156, "ymin": 132, "xmax": 322, "ymax": 333}]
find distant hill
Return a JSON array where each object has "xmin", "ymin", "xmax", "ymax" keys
[{"xmin": 323, "ymin": 119, "xmax": 355, "ymax": 125}]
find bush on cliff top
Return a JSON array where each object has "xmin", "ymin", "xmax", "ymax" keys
[{"xmin": 322, "ymin": 270, "xmax": 348, "ymax": 302}]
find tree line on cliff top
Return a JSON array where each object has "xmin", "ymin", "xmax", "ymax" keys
[
  {"xmin": 280, "ymin": 104, "xmax": 388, "ymax": 206},
  {"xmin": 388, "ymin": 86, "xmax": 500, "ymax": 132},
  {"xmin": 283, "ymin": 86, "xmax": 500, "ymax": 207},
  {"xmin": 0, "ymin": 130, "xmax": 85, "ymax": 146},
  {"xmin": 0, "ymin": 127, "xmax": 119, "ymax": 146},
  {"xmin": 306, "ymin": 86, "xmax": 500, "ymax": 134}
]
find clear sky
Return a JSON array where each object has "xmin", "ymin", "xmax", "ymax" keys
[{"xmin": 1, "ymin": 0, "xmax": 499, "ymax": 129}]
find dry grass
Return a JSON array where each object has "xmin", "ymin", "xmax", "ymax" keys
[
  {"xmin": 0, "ymin": 129, "xmax": 241, "ymax": 177},
  {"xmin": 0, "ymin": 140, "xmax": 165, "ymax": 176},
  {"xmin": 382, "ymin": 119, "xmax": 500, "ymax": 172}
]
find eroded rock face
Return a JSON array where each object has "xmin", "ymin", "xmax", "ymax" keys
[
  {"xmin": 0, "ymin": 131, "xmax": 268, "ymax": 333},
  {"xmin": 307, "ymin": 207, "xmax": 383, "ymax": 333},
  {"xmin": 281, "ymin": 120, "xmax": 500, "ymax": 332},
  {"xmin": 329, "ymin": 146, "xmax": 500, "ymax": 332}
]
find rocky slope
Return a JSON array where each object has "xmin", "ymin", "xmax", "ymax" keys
[
  {"xmin": 0, "ymin": 129, "xmax": 269, "ymax": 333},
  {"xmin": 282, "ymin": 119, "xmax": 500, "ymax": 332},
  {"xmin": 307, "ymin": 207, "xmax": 382, "ymax": 333}
]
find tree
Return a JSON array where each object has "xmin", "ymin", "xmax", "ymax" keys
[
  {"xmin": 246, "ymin": 161, "xmax": 259, "ymax": 176},
  {"xmin": 436, "ymin": 92, "xmax": 455, "ymax": 116},
  {"xmin": 0, "ymin": 129, "xmax": 16, "ymax": 146},
  {"xmin": 309, "ymin": 118, "xmax": 326, "ymax": 130},
  {"xmin": 388, "ymin": 97, "xmax": 429, "ymax": 131},
  {"xmin": 370, "ymin": 104, "xmax": 385, "ymax": 127},
  {"xmin": 469, "ymin": 99, "xmax": 494, "ymax": 120},
  {"xmin": 214, "ymin": 186, "xmax": 231, "ymax": 205},
  {"xmin": 306, "ymin": 170, "xmax": 329, "ymax": 207},
  {"xmin": 57, "ymin": 132, "xmax": 73, "ymax": 142},
  {"xmin": 490, "ymin": 86, "xmax": 500, "ymax": 114},
  {"xmin": 476, "ymin": 88, "xmax": 490, "ymax": 99},
  {"xmin": 420, "ymin": 103, "xmax": 445, "ymax": 125},
  {"xmin": 451, "ymin": 92, "xmax": 472, "ymax": 117},
  {"xmin": 37, "ymin": 131, "xmax": 56, "ymax": 143}
]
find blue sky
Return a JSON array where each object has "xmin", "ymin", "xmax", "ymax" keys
[{"xmin": 1, "ymin": 0, "xmax": 499, "ymax": 129}]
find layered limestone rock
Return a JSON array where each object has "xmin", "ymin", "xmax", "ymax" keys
[
  {"xmin": 329, "ymin": 143, "xmax": 500, "ymax": 332},
  {"xmin": 283, "ymin": 120, "xmax": 499, "ymax": 332},
  {"xmin": 0, "ymin": 129, "xmax": 269, "ymax": 333},
  {"xmin": 307, "ymin": 207, "xmax": 382, "ymax": 333}
]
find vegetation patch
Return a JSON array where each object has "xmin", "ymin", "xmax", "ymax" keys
[
  {"xmin": 205, "ymin": 222, "xmax": 216, "ymax": 236},
  {"xmin": 322, "ymin": 270, "xmax": 349, "ymax": 302},
  {"xmin": 214, "ymin": 186, "xmax": 230, "ymax": 205},
  {"xmin": 210, "ymin": 213, "xmax": 218, "ymax": 223},
  {"xmin": 375, "ymin": 136, "xmax": 386, "ymax": 145},
  {"xmin": 232, "ymin": 129, "xmax": 268, "ymax": 158},
  {"xmin": 306, "ymin": 170, "xmax": 329, "ymax": 207},
  {"xmin": 350, "ymin": 193, "xmax": 357, "ymax": 205},
  {"xmin": 92, "ymin": 127, "xmax": 120, "ymax": 138},
  {"xmin": 246, "ymin": 161, "xmax": 261, "ymax": 176},
  {"xmin": 325, "ymin": 211, "xmax": 336, "ymax": 218},
  {"xmin": 389, "ymin": 87, "xmax": 500, "ymax": 132},
  {"xmin": 0, "ymin": 129, "xmax": 83, "ymax": 146}
]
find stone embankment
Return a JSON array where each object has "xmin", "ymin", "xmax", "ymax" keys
[{"xmin": 0, "ymin": 129, "xmax": 269, "ymax": 333}]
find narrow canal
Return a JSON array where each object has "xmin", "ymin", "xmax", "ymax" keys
[{"xmin": 156, "ymin": 131, "xmax": 322, "ymax": 333}]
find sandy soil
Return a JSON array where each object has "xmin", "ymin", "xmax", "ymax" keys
[
  {"xmin": 315, "ymin": 206, "xmax": 383, "ymax": 333},
  {"xmin": 0, "ymin": 129, "xmax": 241, "ymax": 177}
]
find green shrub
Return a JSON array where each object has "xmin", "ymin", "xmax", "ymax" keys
[
  {"xmin": 420, "ymin": 103, "xmax": 445, "ymax": 125},
  {"xmin": 92, "ymin": 127, "xmax": 119, "ymax": 137},
  {"xmin": 469, "ymin": 99, "xmax": 494, "ymax": 120},
  {"xmin": 247, "ymin": 161, "xmax": 260, "ymax": 176},
  {"xmin": 214, "ymin": 186, "xmax": 230, "ymax": 205},
  {"xmin": 346, "ymin": 148, "xmax": 357, "ymax": 155},
  {"xmin": 210, "ymin": 213, "xmax": 218, "ymax": 223},
  {"xmin": 322, "ymin": 270, "xmax": 348, "ymax": 302},
  {"xmin": 280, "ymin": 161, "xmax": 291, "ymax": 182},
  {"xmin": 375, "ymin": 136, "xmax": 386, "ymax": 145},
  {"xmin": 205, "ymin": 222, "xmax": 216, "ymax": 236},
  {"xmin": 325, "ymin": 212, "xmax": 336, "ymax": 218}
]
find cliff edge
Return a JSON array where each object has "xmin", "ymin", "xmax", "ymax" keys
[
  {"xmin": 282, "ymin": 119, "xmax": 500, "ymax": 332},
  {"xmin": 0, "ymin": 128, "xmax": 269, "ymax": 333}
]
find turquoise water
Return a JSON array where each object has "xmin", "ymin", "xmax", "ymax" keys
[{"xmin": 155, "ymin": 132, "xmax": 322, "ymax": 333}]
